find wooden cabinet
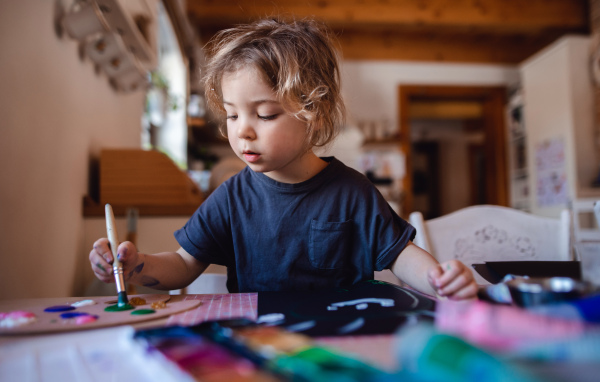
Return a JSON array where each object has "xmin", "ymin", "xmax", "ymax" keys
[{"xmin": 520, "ymin": 36, "xmax": 600, "ymax": 217}]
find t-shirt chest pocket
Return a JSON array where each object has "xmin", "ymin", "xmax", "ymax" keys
[{"xmin": 308, "ymin": 219, "xmax": 354, "ymax": 269}]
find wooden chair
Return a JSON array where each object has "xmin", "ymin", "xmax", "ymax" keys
[{"xmin": 408, "ymin": 205, "xmax": 572, "ymax": 284}]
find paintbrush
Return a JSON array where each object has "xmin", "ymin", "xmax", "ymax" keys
[{"xmin": 105, "ymin": 203, "xmax": 129, "ymax": 307}]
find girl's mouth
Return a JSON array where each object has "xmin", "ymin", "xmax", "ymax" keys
[{"xmin": 243, "ymin": 151, "xmax": 260, "ymax": 163}]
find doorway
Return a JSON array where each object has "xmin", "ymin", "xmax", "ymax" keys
[{"xmin": 398, "ymin": 85, "xmax": 508, "ymax": 218}]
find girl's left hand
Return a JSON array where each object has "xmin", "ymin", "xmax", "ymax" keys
[{"xmin": 427, "ymin": 259, "xmax": 478, "ymax": 300}]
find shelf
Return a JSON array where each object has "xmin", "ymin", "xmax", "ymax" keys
[
  {"xmin": 362, "ymin": 137, "xmax": 402, "ymax": 145},
  {"xmin": 187, "ymin": 117, "xmax": 206, "ymax": 128},
  {"xmin": 83, "ymin": 195, "xmax": 202, "ymax": 217},
  {"xmin": 84, "ymin": 149, "xmax": 205, "ymax": 217}
]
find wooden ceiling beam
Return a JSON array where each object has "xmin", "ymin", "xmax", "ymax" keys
[
  {"xmin": 197, "ymin": 27, "xmax": 558, "ymax": 64},
  {"xmin": 186, "ymin": 0, "xmax": 589, "ymax": 33},
  {"xmin": 186, "ymin": 0, "xmax": 589, "ymax": 63},
  {"xmin": 337, "ymin": 29, "xmax": 557, "ymax": 63}
]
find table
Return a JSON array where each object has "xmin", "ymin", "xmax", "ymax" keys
[
  {"xmin": 149, "ymin": 292, "xmax": 600, "ymax": 382},
  {"xmin": 0, "ymin": 293, "xmax": 400, "ymax": 381},
  {"xmin": 2, "ymin": 292, "xmax": 599, "ymax": 382},
  {"xmin": 165, "ymin": 293, "xmax": 399, "ymax": 371}
]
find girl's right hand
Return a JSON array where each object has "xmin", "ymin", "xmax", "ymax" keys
[{"xmin": 89, "ymin": 238, "xmax": 139, "ymax": 283}]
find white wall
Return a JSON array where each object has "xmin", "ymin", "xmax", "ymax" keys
[
  {"xmin": 0, "ymin": 1, "xmax": 145, "ymax": 299},
  {"xmin": 340, "ymin": 61, "xmax": 520, "ymax": 127}
]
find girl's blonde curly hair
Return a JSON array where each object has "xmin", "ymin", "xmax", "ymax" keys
[{"xmin": 202, "ymin": 18, "xmax": 346, "ymax": 148}]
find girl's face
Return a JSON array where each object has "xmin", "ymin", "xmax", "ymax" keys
[{"xmin": 221, "ymin": 67, "xmax": 323, "ymax": 183}]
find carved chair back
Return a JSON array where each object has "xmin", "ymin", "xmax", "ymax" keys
[{"xmin": 409, "ymin": 205, "xmax": 572, "ymax": 284}]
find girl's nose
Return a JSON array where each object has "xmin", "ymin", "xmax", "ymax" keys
[{"xmin": 237, "ymin": 118, "xmax": 256, "ymax": 140}]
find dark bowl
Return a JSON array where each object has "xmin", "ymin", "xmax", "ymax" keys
[{"xmin": 506, "ymin": 277, "xmax": 592, "ymax": 307}]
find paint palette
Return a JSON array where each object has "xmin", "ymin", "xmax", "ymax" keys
[
  {"xmin": 135, "ymin": 319, "xmax": 391, "ymax": 382},
  {"xmin": 0, "ymin": 294, "xmax": 201, "ymax": 335}
]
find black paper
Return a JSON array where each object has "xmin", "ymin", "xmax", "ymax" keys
[{"xmin": 257, "ymin": 280, "xmax": 435, "ymax": 337}]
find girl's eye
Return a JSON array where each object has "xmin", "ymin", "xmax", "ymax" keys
[
  {"xmin": 226, "ymin": 115, "xmax": 238, "ymax": 120},
  {"xmin": 259, "ymin": 114, "xmax": 278, "ymax": 121}
]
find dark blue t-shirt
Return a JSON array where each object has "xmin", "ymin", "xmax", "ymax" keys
[{"xmin": 175, "ymin": 157, "xmax": 415, "ymax": 292}]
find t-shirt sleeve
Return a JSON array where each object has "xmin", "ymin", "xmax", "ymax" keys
[
  {"xmin": 174, "ymin": 185, "xmax": 234, "ymax": 267},
  {"xmin": 360, "ymin": 185, "xmax": 415, "ymax": 271},
  {"xmin": 373, "ymin": 210, "xmax": 416, "ymax": 271}
]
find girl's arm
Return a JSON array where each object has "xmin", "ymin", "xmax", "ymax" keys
[
  {"xmin": 90, "ymin": 238, "xmax": 208, "ymax": 290},
  {"xmin": 390, "ymin": 242, "xmax": 478, "ymax": 300}
]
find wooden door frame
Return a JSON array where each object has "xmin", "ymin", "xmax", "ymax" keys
[{"xmin": 398, "ymin": 85, "xmax": 508, "ymax": 218}]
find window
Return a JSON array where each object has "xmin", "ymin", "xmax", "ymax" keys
[{"xmin": 142, "ymin": 1, "xmax": 187, "ymax": 169}]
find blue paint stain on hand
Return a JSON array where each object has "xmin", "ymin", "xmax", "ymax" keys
[
  {"xmin": 128, "ymin": 262, "xmax": 145, "ymax": 279},
  {"xmin": 134, "ymin": 262, "xmax": 144, "ymax": 273},
  {"xmin": 117, "ymin": 247, "xmax": 128, "ymax": 260}
]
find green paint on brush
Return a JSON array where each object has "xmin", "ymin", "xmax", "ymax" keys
[{"xmin": 117, "ymin": 291, "xmax": 129, "ymax": 307}]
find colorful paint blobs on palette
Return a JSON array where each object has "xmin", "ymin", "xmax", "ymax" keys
[
  {"xmin": 60, "ymin": 312, "xmax": 89, "ymax": 319},
  {"xmin": 59, "ymin": 311, "xmax": 99, "ymax": 325},
  {"xmin": 131, "ymin": 309, "xmax": 155, "ymax": 315},
  {"xmin": 104, "ymin": 304, "xmax": 135, "ymax": 312},
  {"xmin": 71, "ymin": 299, "xmax": 96, "ymax": 308},
  {"xmin": 44, "ymin": 305, "xmax": 76, "ymax": 313},
  {"xmin": 151, "ymin": 301, "xmax": 167, "ymax": 309},
  {"xmin": 129, "ymin": 297, "xmax": 147, "ymax": 306},
  {"xmin": 0, "ymin": 311, "xmax": 37, "ymax": 328},
  {"xmin": 0, "ymin": 294, "xmax": 186, "ymax": 334},
  {"xmin": 74, "ymin": 315, "xmax": 98, "ymax": 325}
]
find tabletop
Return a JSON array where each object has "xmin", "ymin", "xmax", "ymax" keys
[
  {"xmin": 165, "ymin": 293, "xmax": 399, "ymax": 370},
  {"xmin": 2, "ymin": 290, "xmax": 599, "ymax": 382},
  {"xmin": 0, "ymin": 292, "xmax": 400, "ymax": 379}
]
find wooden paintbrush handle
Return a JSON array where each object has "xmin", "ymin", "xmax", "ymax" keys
[{"xmin": 105, "ymin": 204, "xmax": 120, "ymax": 267}]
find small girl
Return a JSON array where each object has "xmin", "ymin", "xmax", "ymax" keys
[{"xmin": 90, "ymin": 18, "xmax": 477, "ymax": 300}]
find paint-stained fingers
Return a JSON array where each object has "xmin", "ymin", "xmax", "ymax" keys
[
  {"xmin": 90, "ymin": 251, "xmax": 113, "ymax": 283},
  {"xmin": 93, "ymin": 263, "xmax": 114, "ymax": 283},
  {"xmin": 115, "ymin": 241, "xmax": 137, "ymax": 263},
  {"xmin": 431, "ymin": 260, "xmax": 462, "ymax": 289},
  {"xmin": 92, "ymin": 238, "xmax": 114, "ymax": 264},
  {"xmin": 115, "ymin": 242, "xmax": 140, "ymax": 281},
  {"xmin": 90, "ymin": 238, "xmax": 115, "ymax": 283}
]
